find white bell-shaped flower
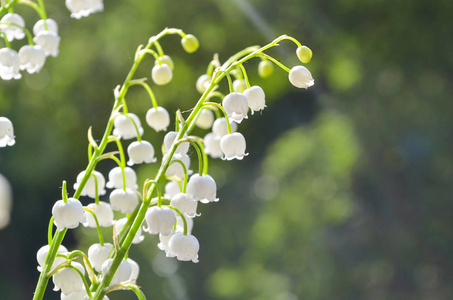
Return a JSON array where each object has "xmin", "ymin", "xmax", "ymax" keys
[
  {"xmin": 212, "ymin": 117, "xmax": 237, "ymax": 137},
  {"xmin": 186, "ymin": 174, "xmax": 218, "ymax": 203},
  {"xmin": 33, "ymin": 31, "xmax": 60, "ymax": 57},
  {"xmin": 157, "ymin": 230, "xmax": 176, "ymax": 254},
  {"xmin": 127, "ymin": 140, "xmax": 156, "ymax": 166},
  {"xmin": 164, "ymin": 181, "xmax": 181, "ymax": 199},
  {"xmin": 127, "ymin": 258, "xmax": 140, "ymax": 284},
  {"xmin": 52, "ymin": 198, "xmax": 86, "ymax": 232},
  {"xmin": 143, "ymin": 206, "xmax": 175, "ymax": 235},
  {"xmin": 170, "ymin": 193, "xmax": 199, "ymax": 218},
  {"xmin": 232, "ymin": 79, "xmax": 247, "ymax": 93},
  {"xmin": 87, "ymin": 0, "xmax": 104, "ymax": 13},
  {"xmin": 61, "ymin": 289, "xmax": 86, "ymax": 300},
  {"xmin": 163, "ymin": 131, "xmax": 190, "ymax": 155},
  {"xmin": 33, "ymin": 18, "xmax": 58, "ymax": 35},
  {"xmin": 0, "ymin": 48, "xmax": 21, "ymax": 80},
  {"xmin": 155, "ymin": 55, "xmax": 174, "ymax": 70},
  {"xmin": 115, "ymin": 218, "xmax": 144, "ymax": 244},
  {"xmin": 113, "ymin": 113, "xmax": 144, "ymax": 140},
  {"xmin": 106, "ymin": 167, "xmax": 138, "ymax": 190},
  {"xmin": 289, "ymin": 65, "xmax": 315, "ymax": 89},
  {"xmin": 88, "ymin": 243, "xmax": 112, "ymax": 272},
  {"xmin": 196, "ymin": 74, "xmax": 211, "ymax": 94},
  {"xmin": 18, "ymin": 45, "xmax": 46, "ymax": 74},
  {"xmin": 0, "ymin": 13, "xmax": 25, "ymax": 42},
  {"xmin": 37, "ymin": 244, "xmax": 68, "ymax": 272},
  {"xmin": 195, "ymin": 108, "xmax": 214, "ymax": 129},
  {"xmin": 145, "ymin": 106, "xmax": 170, "ymax": 132},
  {"xmin": 168, "ymin": 233, "xmax": 199, "ymax": 263},
  {"xmin": 81, "ymin": 295, "xmax": 109, "ymax": 300},
  {"xmin": 101, "ymin": 258, "xmax": 131, "ymax": 286},
  {"xmin": 109, "ymin": 188, "xmax": 138, "ymax": 214},
  {"xmin": 84, "ymin": 202, "xmax": 114, "ymax": 227},
  {"xmin": 222, "ymin": 92, "xmax": 249, "ymax": 124},
  {"xmin": 0, "ymin": 117, "xmax": 15, "ymax": 147},
  {"xmin": 203, "ymin": 133, "xmax": 222, "ymax": 159},
  {"xmin": 165, "ymin": 154, "xmax": 191, "ymax": 179},
  {"xmin": 73, "ymin": 170, "xmax": 106, "ymax": 198},
  {"xmin": 65, "ymin": 0, "xmax": 91, "ymax": 19},
  {"xmin": 53, "ymin": 262, "xmax": 85, "ymax": 295},
  {"xmin": 243, "ymin": 85, "xmax": 266, "ymax": 114},
  {"xmin": 151, "ymin": 63, "xmax": 172, "ymax": 85},
  {"xmin": 220, "ymin": 132, "xmax": 248, "ymax": 160}
]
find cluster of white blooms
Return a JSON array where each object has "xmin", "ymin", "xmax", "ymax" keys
[
  {"xmin": 0, "ymin": 15, "xmax": 61, "ymax": 80},
  {"xmin": 36, "ymin": 31, "xmax": 314, "ymax": 299}
]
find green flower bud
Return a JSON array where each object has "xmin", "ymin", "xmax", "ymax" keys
[
  {"xmin": 258, "ymin": 60, "xmax": 274, "ymax": 78},
  {"xmin": 296, "ymin": 46, "xmax": 312, "ymax": 63},
  {"xmin": 181, "ymin": 34, "xmax": 199, "ymax": 53}
]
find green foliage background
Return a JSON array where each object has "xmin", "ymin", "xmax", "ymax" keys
[{"xmin": 0, "ymin": 0, "xmax": 452, "ymax": 299}]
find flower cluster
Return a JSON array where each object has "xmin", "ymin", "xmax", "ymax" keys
[{"xmin": 35, "ymin": 29, "xmax": 314, "ymax": 300}]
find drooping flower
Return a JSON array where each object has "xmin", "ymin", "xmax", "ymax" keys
[
  {"xmin": 195, "ymin": 108, "xmax": 214, "ymax": 129},
  {"xmin": 87, "ymin": 0, "xmax": 104, "ymax": 13},
  {"xmin": 152, "ymin": 63, "xmax": 172, "ymax": 85},
  {"xmin": 165, "ymin": 154, "xmax": 191, "ymax": 180},
  {"xmin": 52, "ymin": 198, "xmax": 86, "ymax": 232},
  {"xmin": 167, "ymin": 232, "xmax": 199, "ymax": 263},
  {"xmin": 113, "ymin": 113, "xmax": 144, "ymax": 140},
  {"xmin": 36, "ymin": 244, "xmax": 68, "ymax": 272},
  {"xmin": 53, "ymin": 262, "xmax": 85, "ymax": 295},
  {"xmin": 222, "ymin": 92, "xmax": 249, "ymax": 123},
  {"xmin": 18, "ymin": 45, "xmax": 46, "ymax": 74},
  {"xmin": 212, "ymin": 117, "xmax": 237, "ymax": 138},
  {"xmin": 101, "ymin": 258, "xmax": 131, "ymax": 286},
  {"xmin": 288, "ymin": 65, "xmax": 314, "ymax": 89},
  {"xmin": 243, "ymin": 85, "xmax": 266, "ymax": 114},
  {"xmin": 65, "ymin": 0, "xmax": 91, "ymax": 19},
  {"xmin": 0, "ymin": 13, "xmax": 25, "ymax": 42},
  {"xmin": 164, "ymin": 181, "xmax": 181, "ymax": 199},
  {"xmin": 220, "ymin": 132, "xmax": 248, "ymax": 160},
  {"xmin": 143, "ymin": 206, "xmax": 176, "ymax": 235},
  {"xmin": 73, "ymin": 170, "xmax": 106, "ymax": 198},
  {"xmin": 127, "ymin": 258, "xmax": 140, "ymax": 284},
  {"xmin": 186, "ymin": 174, "xmax": 218, "ymax": 203},
  {"xmin": 145, "ymin": 106, "xmax": 170, "ymax": 132},
  {"xmin": 163, "ymin": 131, "xmax": 190, "ymax": 155},
  {"xmin": 203, "ymin": 133, "xmax": 223, "ymax": 159},
  {"xmin": 83, "ymin": 202, "xmax": 114, "ymax": 227},
  {"xmin": 33, "ymin": 31, "xmax": 61, "ymax": 57},
  {"xmin": 109, "ymin": 188, "xmax": 139, "ymax": 214},
  {"xmin": 88, "ymin": 243, "xmax": 113, "ymax": 272},
  {"xmin": 170, "ymin": 193, "xmax": 199, "ymax": 218},
  {"xmin": 127, "ymin": 140, "xmax": 157, "ymax": 166},
  {"xmin": 115, "ymin": 218, "xmax": 144, "ymax": 244},
  {"xmin": 155, "ymin": 55, "xmax": 174, "ymax": 70},
  {"xmin": 61, "ymin": 289, "xmax": 86, "ymax": 300},
  {"xmin": 196, "ymin": 74, "xmax": 211, "ymax": 94},
  {"xmin": 232, "ymin": 79, "xmax": 247, "ymax": 93},
  {"xmin": 33, "ymin": 19, "xmax": 58, "ymax": 35},
  {"xmin": 0, "ymin": 48, "xmax": 21, "ymax": 80},
  {"xmin": 0, "ymin": 117, "xmax": 15, "ymax": 147},
  {"xmin": 157, "ymin": 230, "xmax": 176, "ymax": 255},
  {"xmin": 106, "ymin": 166, "xmax": 138, "ymax": 190},
  {"xmin": 181, "ymin": 34, "xmax": 199, "ymax": 53}
]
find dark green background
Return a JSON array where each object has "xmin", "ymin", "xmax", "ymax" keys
[{"xmin": 0, "ymin": 0, "xmax": 452, "ymax": 299}]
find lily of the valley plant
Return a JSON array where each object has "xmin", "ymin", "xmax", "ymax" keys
[{"xmin": 28, "ymin": 27, "xmax": 314, "ymax": 299}]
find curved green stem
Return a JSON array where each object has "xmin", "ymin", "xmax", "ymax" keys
[
  {"xmin": 48, "ymin": 216, "xmax": 54, "ymax": 245},
  {"xmin": 186, "ymin": 140, "xmax": 203, "ymax": 176},
  {"xmin": 84, "ymin": 208, "xmax": 105, "ymax": 246},
  {"xmin": 61, "ymin": 181, "xmax": 68, "ymax": 203},
  {"xmin": 167, "ymin": 206, "xmax": 187, "ymax": 235},
  {"xmin": 66, "ymin": 264, "xmax": 92, "ymax": 298},
  {"xmin": 203, "ymin": 102, "xmax": 233, "ymax": 134},
  {"xmin": 128, "ymin": 285, "xmax": 147, "ymax": 300},
  {"xmin": 196, "ymin": 141, "xmax": 209, "ymax": 175},
  {"xmin": 122, "ymin": 113, "xmax": 142, "ymax": 142},
  {"xmin": 257, "ymin": 53, "xmax": 290, "ymax": 73},
  {"xmin": 153, "ymin": 40, "xmax": 164, "ymax": 57},
  {"xmin": 167, "ymin": 159, "xmax": 188, "ymax": 193},
  {"xmin": 239, "ymin": 64, "xmax": 251, "ymax": 89},
  {"xmin": 130, "ymin": 81, "xmax": 158, "ymax": 109},
  {"xmin": 17, "ymin": 0, "xmax": 45, "ymax": 19}
]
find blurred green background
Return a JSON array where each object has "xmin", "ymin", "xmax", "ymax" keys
[{"xmin": 1, "ymin": 0, "xmax": 452, "ymax": 299}]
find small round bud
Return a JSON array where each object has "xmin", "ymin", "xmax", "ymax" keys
[
  {"xmin": 289, "ymin": 65, "xmax": 314, "ymax": 89},
  {"xmin": 296, "ymin": 46, "xmax": 313, "ymax": 64},
  {"xmin": 181, "ymin": 34, "xmax": 199, "ymax": 53},
  {"xmin": 155, "ymin": 55, "xmax": 174, "ymax": 70},
  {"xmin": 152, "ymin": 63, "xmax": 173, "ymax": 85},
  {"xmin": 258, "ymin": 60, "xmax": 274, "ymax": 78}
]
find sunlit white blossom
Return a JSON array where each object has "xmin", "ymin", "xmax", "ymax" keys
[
  {"xmin": 106, "ymin": 167, "xmax": 138, "ymax": 190},
  {"xmin": 33, "ymin": 31, "xmax": 61, "ymax": 57},
  {"xmin": 220, "ymin": 132, "xmax": 248, "ymax": 160},
  {"xmin": 53, "ymin": 262, "xmax": 85, "ymax": 295},
  {"xmin": 143, "ymin": 206, "xmax": 175, "ymax": 235},
  {"xmin": 152, "ymin": 63, "xmax": 172, "ymax": 85},
  {"xmin": 203, "ymin": 133, "xmax": 223, "ymax": 159},
  {"xmin": 83, "ymin": 202, "xmax": 114, "ymax": 227},
  {"xmin": 163, "ymin": 131, "xmax": 190, "ymax": 155},
  {"xmin": 101, "ymin": 258, "xmax": 131, "ymax": 286},
  {"xmin": 115, "ymin": 218, "xmax": 144, "ymax": 244},
  {"xmin": 195, "ymin": 108, "xmax": 214, "ymax": 129},
  {"xmin": 0, "ymin": 48, "xmax": 21, "ymax": 80},
  {"xmin": 109, "ymin": 188, "xmax": 139, "ymax": 214},
  {"xmin": 164, "ymin": 181, "xmax": 181, "ymax": 199},
  {"xmin": 171, "ymin": 193, "xmax": 199, "ymax": 218},
  {"xmin": 36, "ymin": 244, "xmax": 68, "ymax": 272},
  {"xmin": 18, "ymin": 45, "xmax": 46, "ymax": 74},
  {"xmin": 0, "ymin": 117, "xmax": 15, "ymax": 147},
  {"xmin": 145, "ymin": 106, "xmax": 170, "ymax": 132},
  {"xmin": 243, "ymin": 85, "xmax": 266, "ymax": 114},
  {"xmin": 88, "ymin": 243, "xmax": 113, "ymax": 272},
  {"xmin": 212, "ymin": 117, "xmax": 237, "ymax": 137},
  {"xmin": 113, "ymin": 113, "xmax": 144, "ymax": 140},
  {"xmin": 186, "ymin": 174, "xmax": 218, "ymax": 203},
  {"xmin": 196, "ymin": 74, "xmax": 211, "ymax": 94},
  {"xmin": 222, "ymin": 92, "xmax": 249, "ymax": 123},
  {"xmin": 165, "ymin": 154, "xmax": 191, "ymax": 179},
  {"xmin": 52, "ymin": 198, "xmax": 86, "ymax": 232},
  {"xmin": 288, "ymin": 65, "xmax": 314, "ymax": 89},
  {"xmin": 0, "ymin": 13, "xmax": 25, "ymax": 41},
  {"xmin": 73, "ymin": 170, "xmax": 106, "ymax": 198},
  {"xmin": 167, "ymin": 232, "xmax": 199, "ymax": 263},
  {"xmin": 127, "ymin": 140, "xmax": 157, "ymax": 165},
  {"xmin": 33, "ymin": 18, "xmax": 58, "ymax": 35}
]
